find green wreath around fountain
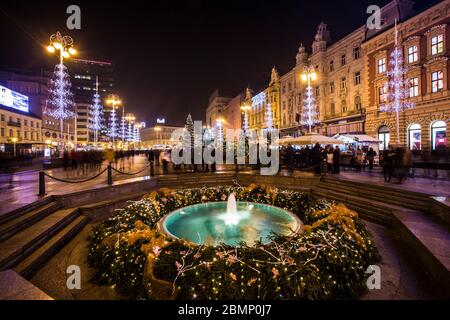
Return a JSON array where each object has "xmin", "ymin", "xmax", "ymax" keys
[{"xmin": 88, "ymin": 185, "xmax": 380, "ymax": 300}]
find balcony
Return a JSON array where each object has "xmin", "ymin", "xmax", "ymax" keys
[{"xmin": 7, "ymin": 121, "xmax": 21, "ymax": 127}]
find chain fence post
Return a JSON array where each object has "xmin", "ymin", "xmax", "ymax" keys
[
  {"xmin": 107, "ymin": 164, "xmax": 113, "ymax": 185},
  {"xmin": 38, "ymin": 171, "xmax": 46, "ymax": 196}
]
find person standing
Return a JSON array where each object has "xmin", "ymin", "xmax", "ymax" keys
[
  {"xmin": 366, "ymin": 147, "xmax": 377, "ymax": 170},
  {"xmin": 382, "ymin": 146, "xmax": 395, "ymax": 182},
  {"xmin": 332, "ymin": 145, "xmax": 341, "ymax": 174},
  {"xmin": 326, "ymin": 147, "xmax": 334, "ymax": 173},
  {"xmin": 154, "ymin": 149, "xmax": 161, "ymax": 166}
]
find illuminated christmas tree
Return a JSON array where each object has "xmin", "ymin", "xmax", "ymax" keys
[
  {"xmin": 380, "ymin": 20, "xmax": 415, "ymax": 144},
  {"xmin": 88, "ymin": 77, "xmax": 104, "ymax": 147},
  {"xmin": 107, "ymin": 107, "xmax": 119, "ymax": 142},
  {"xmin": 301, "ymin": 86, "xmax": 319, "ymax": 133},
  {"xmin": 45, "ymin": 63, "xmax": 75, "ymax": 149}
]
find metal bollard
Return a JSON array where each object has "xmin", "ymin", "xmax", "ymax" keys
[
  {"xmin": 107, "ymin": 164, "xmax": 113, "ymax": 185},
  {"xmin": 38, "ymin": 171, "xmax": 46, "ymax": 196}
]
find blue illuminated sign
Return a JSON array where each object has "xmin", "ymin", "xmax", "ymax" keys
[{"xmin": 0, "ymin": 85, "xmax": 29, "ymax": 113}]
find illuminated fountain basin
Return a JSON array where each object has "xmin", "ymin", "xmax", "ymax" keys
[{"xmin": 159, "ymin": 194, "xmax": 302, "ymax": 246}]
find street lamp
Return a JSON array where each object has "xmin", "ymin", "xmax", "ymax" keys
[
  {"xmin": 106, "ymin": 94, "xmax": 121, "ymax": 148},
  {"xmin": 11, "ymin": 137, "xmax": 18, "ymax": 157},
  {"xmin": 301, "ymin": 66, "xmax": 318, "ymax": 133},
  {"xmin": 46, "ymin": 31, "xmax": 77, "ymax": 152},
  {"xmin": 240, "ymin": 104, "xmax": 251, "ymax": 136}
]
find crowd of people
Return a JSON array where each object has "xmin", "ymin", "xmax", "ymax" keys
[{"xmin": 380, "ymin": 145, "xmax": 413, "ymax": 184}]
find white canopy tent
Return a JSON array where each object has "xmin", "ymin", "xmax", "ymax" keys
[{"xmin": 279, "ymin": 133, "xmax": 343, "ymax": 146}]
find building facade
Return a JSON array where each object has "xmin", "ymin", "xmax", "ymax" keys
[
  {"xmin": 364, "ymin": 0, "xmax": 450, "ymax": 151},
  {"xmin": 205, "ymin": 90, "xmax": 232, "ymax": 130},
  {"xmin": 0, "ymin": 105, "xmax": 42, "ymax": 155},
  {"xmin": 140, "ymin": 124, "xmax": 184, "ymax": 148},
  {"xmin": 67, "ymin": 58, "xmax": 114, "ymax": 145}
]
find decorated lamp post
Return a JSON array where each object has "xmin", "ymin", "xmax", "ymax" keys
[
  {"xmin": 106, "ymin": 94, "xmax": 121, "ymax": 148},
  {"xmin": 45, "ymin": 31, "xmax": 77, "ymax": 152},
  {"xmin": 88, "ymin": 76, "xmax": 104, "ymax": 148},
  {"xmin": 240, "ymin": 104, "xmax": 251, "ymax": 136},
  {"xmin": 300, "ymin": 66, "xmax": 318, "ymax": 133},
  {"xmin": 125, "ymin": 113, "xmax": 135, "ymax": 147},
  {"xmin": 380, "ymin": 20, "xmax": 415, "ymax": 144},
  {"xmin": 216, "ymin": 117, "xmax": 224, "ymax": 144}
]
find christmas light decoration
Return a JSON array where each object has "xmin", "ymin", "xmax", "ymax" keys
[
  {"xmin": 45, "ymin": 31, "xmax": 76, "ymax": 151},
  {"xmin": 107, "ymin": 105, "xmax": 119, "ymax": 143},
  {"xmin": 88, "ymin": 185, "xmax": 379, "ymax": 300},
  {"xmin": 380, "ymin": 21, "xmax": 415, "ymax": 144},
  {"xmin": 46, "ymin": 63, "xmax": 75, "ymax": 148},
  {"xmin": 301, "ymin": 66, "xmax": 319, "ymax": 133},
  {"xmin": 265, "ymin": 103, "xmax": 274, "ymax": 131},
  {"xmin": 88, "ymin": 76, "xmax": 104, "ymax": 147}
]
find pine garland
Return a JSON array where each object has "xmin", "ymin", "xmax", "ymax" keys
[{"xmin": 88, "ymin": 185, "xmax": 379, "ymax": 300}]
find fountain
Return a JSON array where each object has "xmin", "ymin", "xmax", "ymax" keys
[{"xmin": 159, "ymin": 193, "xmax": 302, "ymax": 246}]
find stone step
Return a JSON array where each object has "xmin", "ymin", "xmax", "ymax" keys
[
  {"xmin": 0, "ymin": 208, "xmax": 80, "ymax": 270},
  {"xmin": 0, "ymin": 197, "xmax": 53, "ymax": 225},
  {"xmin": 321, "ymin": 176, "xmax": 431, "ymax": 203},
  {"xmin": 312, "ymin": 190, "xmax": 393, "ymax": 225},
  {"xmin": 0, "ymin": 202, "xmax": 62, "ymax": 243},
  {"xmin": 392, "ymin": 208, "xmax": 450, "ymax": 297},
  {"xmin": 14, "ymin": 215, "xmax": 89, "ymax": 279},
  {"xmin": 318, "ymin": 180, "xmax": 429, "ymax": 211}
]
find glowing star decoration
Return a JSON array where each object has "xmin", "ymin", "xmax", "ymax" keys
[
  {"xmin": 301, "ymin": 86, "xmax": 319, "ymax": 132},
  {"xmin": 88, "ymin": 76, "xmax": 104, "ymax": 147},
  {"xmin": 379, "ymin": 20, "xmax": 415, "ymax": 144}
]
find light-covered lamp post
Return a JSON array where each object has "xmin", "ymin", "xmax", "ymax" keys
[
  {"xmin": 301, "ymin": 66, "xmax": 318, "ymax": 133},
  {"xmin": 106, "ymin": 94, "xmax": 121, "ymax": 149},
  {"xmin": 46, "ymin": 31, "xmax": 77, "ymax": 152},
  {"xmin": 240, "ymin": 104, "xmax": 251, "ymax": 136}
]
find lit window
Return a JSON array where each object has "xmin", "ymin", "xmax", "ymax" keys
[
  {"xmin": 431, "ymin": 34, "xmax": 444, "ymax": 55},
  {"xmin": 431, "ymin": 71, "xmax": 444, "ymax": 93},
  {"xmin": 409, "ymin": 77, "xmax": 419, "ymax": 97},
  {"xmin": 355, "ymin": 72, "xmax": 361, "ymax": 85},
  {"xmin": 379, "ymin": 86, "xmax": 387, "ymax": 104},
  {"xmin": 408, "ymin": 45, "xmax": 418, "ymax": 63},
  {"xmin": 408, "ymin": 124, "xmax": 421, "ymax": 150},
  {"xmin": 378, "ymin": 126, "xmax": 390, "ymax": 151},
  {"xmin": 431, "ymin": 120, "xmax": 446, "ymax": 150},
  {"xmin": 353, "ymin": 47, "xmax": 361, "ymax": 60},
  {"xmin": 378, "ymin": 58, "xmax": 386, "ymax": 74}
]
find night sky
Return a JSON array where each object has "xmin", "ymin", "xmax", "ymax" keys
[{"xmin": 0, "ymin": 0, "xmax": 436, "ymax": 126}]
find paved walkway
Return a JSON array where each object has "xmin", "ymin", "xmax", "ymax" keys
[{"xmin": 1, "ymin": 158, "xmax": 449, "ymax": 216}]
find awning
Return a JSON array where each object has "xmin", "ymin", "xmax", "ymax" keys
[
  {"xmin": 333, "ymin": 134, "xmax": 380, "ymax": 143},
  {"xmin": 280, "ymin": 133, "xmax": 343, "ymax": 145}
]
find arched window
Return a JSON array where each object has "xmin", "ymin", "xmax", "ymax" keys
[
  {"xmin": 431, "ymin": 121, "xmax": 447, "ymax": 150},
  {"xmin": 408, "ymin": 124, "xmax": 421, "ymax": 150},
  {"xmin": 354, "ymin": 96, "xmax": 362, "ymax": 111},
  {"xmin": 378, "ymin": 125, "xmax": 390, "ymax": 151},
  {"xmin": 341, "ymin": 101, "xmax": 347, "ymax": 113}
]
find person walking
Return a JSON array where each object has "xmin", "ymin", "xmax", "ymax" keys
[
  {"xmin": 382, "ymin": 146, "xmax": 395, "ymax": 182},
  {"xmin": 366, "ymin": 147, "xmax": 377, "ymax": 170},
  {"xmin": 332, "ymin": 145, "xmax": 341, "ymax": 174},
  {"xmin": 154, "ymin": 149, "xmax": 161, "ymax": 166},
  {"xmin": 356, "ymin": 147, "xmax": 364, "ymax": 172}
]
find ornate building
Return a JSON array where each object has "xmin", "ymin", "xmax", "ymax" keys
[
  {"xmin": 364, "ymin": 0, "xmax": 450, "ymax": 151},
  {"xmin": 245, "ymin": 67, "xmax": 281, "ymax": 131}
]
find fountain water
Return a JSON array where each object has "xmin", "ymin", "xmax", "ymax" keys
[
  {"xmin": 222, "ymin": 193, "xmax": 240, "ymax": 225},
  {"xmin": 160, "ymin": 192, "xmax": 302, "ymax": 246}
]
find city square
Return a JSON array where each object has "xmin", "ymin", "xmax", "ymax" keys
[{"xmin": 0, "ymin": 0, "xmax": 449, "ymax": 310}]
